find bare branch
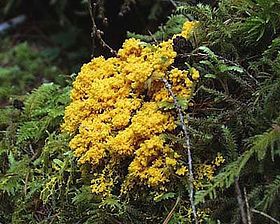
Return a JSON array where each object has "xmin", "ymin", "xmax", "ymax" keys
[
  {"xmin": 234, "ymin": 178, "xmax": 247, "ymax": 224},
  {"xmin": 163, "ymin": 196, "xmax": 181, "ymax": 224},
  {"xmin": 88, "ymin": 0, "xmax": 116, "ymax": 57},
  {"xmin": 24, "ymin": 172, "xmax": 29, "ymax": 196},
  {"xmin": 167, "ymin": 0, "xmax": 177, "ymax": 8},
  {"xmin": 244, "ymin": 188, "xmax": 252, "ymax": 224},
  {"xmin": 162, "ymin": 78, "xmax": 198, "ymax": 224}
]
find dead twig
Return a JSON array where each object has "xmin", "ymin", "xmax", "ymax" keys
[
  {"xmin": 163, "ymin": 196, "xmax": 181, "ymax": 224},
  {"xmin": 162, "ymin": 78, "xmax": 198, "ymax": 224},
  {"xmin": 88, "ymin": 0, "xmax": 116, "ymax": 57},
  {"xmin": 168, "ymin": 0, "xmax": 177, "ymax": 8},
  {"xmin": 24, "ymin": 172, "xmax": 29, "ymax": 196},
  {"xmin": 244, "ymin": 187, "xmax": 252, "ymax": 224},
  {"xmin": 234, "ymin": 178, "xmax": 247, "ymax": 224}
]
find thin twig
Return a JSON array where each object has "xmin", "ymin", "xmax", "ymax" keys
[
  {"xmin": 163, "ymin": 196, "xmax": 181, "ymax": 224},
  {"xmin": 0, "ymin": 15, "xmax": 26, "ymax": 34},
  {"xmin": 88, "ymin": 0, "xmax": 96, "ymax": 57},
  {"xmin": 162, "ymin": 78, "xmax": 198, "ymax": 224},
  {"xmin": 88, "ymin": 0, "xmax": 116, "ymax": 57},
  {"xmin": 168, "ymin": 0, "xmax": 177, "ymax": 8},
  {"xmin": 24, "ymin": 172, "xmax": 29, "ymax": 196},
  {"xmin": 148, "ymin": 30, "xmax": 158, "ymax": 43},
  {"xmin": 251, "ymin": 209, "xmax": 280, "ymax": 224},
  {"xmin": 234, "ymin": 178, "xmax": 247, "ymax": 224},
  {"xmin": 244, "ymin": 187, "xmax": 252, "ymax": 224},
  {"xmin": 29, "ymin": 144, "xmax": 35, "ymax": 155}
]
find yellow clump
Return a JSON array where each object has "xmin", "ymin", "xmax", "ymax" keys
[
  {"xmin": 180, "ymin": 21, "xmax": 199, "ymax": 39},
  {"xmin": 175, "ymin": 166, "xmax": 188, "ymax": 176},
  {"xmin": 213, "ymin": 153, "xmax": 225, "ymax": 166},
  {"xmin": 91, "ymin": 174, "xmax": 114, "ymax": 196},
  {"xmin": 62, "ymin": 20, "xmax": 199, "ymax": 196},
  {"xmin": 190, "ymin": 67, "xmax": 200, "ymax": 81},
  {"xmin": 194, "ymin": 154, "xmax": 225, "ymax": 189}
]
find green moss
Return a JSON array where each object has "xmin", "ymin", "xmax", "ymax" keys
[{"xmin": 0, "ymin": 40, "xmax": 62, "ymax": 104}]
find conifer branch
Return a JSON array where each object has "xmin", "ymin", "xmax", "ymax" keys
[
  {"xmin": 190, "ymin": 51, "xmax": 259, "ymax": 86},
  {"xmin": 162, "ymin": 78, "xmax": 198, "ymax": 224},
  {"xmin": 251, "ymin": 209, "xmax": 280, "ymax": 224}
]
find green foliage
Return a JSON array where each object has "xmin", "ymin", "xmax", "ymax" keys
[
  {"xmin": 195, "ymin": 124, "xmax": 280, "ymax": 204},
  {"xmin": 0, "ymin": 40, "xmax": 62, "ymax": 104},
  {"xmin": 1, "ymin": 0, "xmax": 280, "ymax": 223},
  {"xmin": 128, "ymin": 14, "xmax": 187, "ymax": 42},
  {"xmin": 236, "ymin": 0, "xmax": 280, "ymax": 46},
  {"xmin": 0, "ymin": 83, "xmax": 72, "ymax": 223},
  {"xmin": 171, "ymin": 1, "xmax": 280, "ymax": 222},
  {"xmin": 259, "ymin": 175, "xmax": 280, "ymax": 211}
]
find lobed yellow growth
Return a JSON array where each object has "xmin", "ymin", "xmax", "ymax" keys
[
  {"xmin": 194, "ymin": 153, "xmax": 225, "ymax": 189},
  {"xmin": 62, "ymin": 21, "xmax": 201, "ymax": 196},
  {"xmin": 180, "ymin": 21, "xmax": 199, "ymax": 39}
]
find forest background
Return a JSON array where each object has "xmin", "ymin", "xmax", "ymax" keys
[{"xmin": 0, "ymin": 0, "xmax": 280, "ymax": 223}]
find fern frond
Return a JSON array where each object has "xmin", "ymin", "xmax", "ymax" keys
[
  {"xmin": 221, "ymin": 126, "xmax": 238, "ymax": 160},
  {"xmin": 199, "ymin": 85, "xmax": 232, "ymax": 104},
  {"xmin": 263, "ymin": 37, "xmax": 280, "ymax": 59},
  {"xmin": 0, "ymin": 152, "xmax": 29, "ymax": 196},
  {"xmin": 251, "ymin": 124, "xmax": 280, "ymax": 161},
  {"xmin": 195, "ymin": 148, "xmax": 254, "ymax": 204},
  {"xmin": 258, "ymin": 175, "xmax": 280, "ymax": 211},
  {"xmin": 16, "ymin": 120, "xmax": 46, "ymax": 144},
  {"xmin": 23, "ymin": 83, "xmax": 59, "ymax": 117},
  {"xmin": 195, "ymin": 125, "xmax": 280, "ymax": 204}
]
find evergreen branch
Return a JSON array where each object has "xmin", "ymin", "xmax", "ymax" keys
[
  {"xmin": 127, "ymin": 14, "xmax": 186, "ymax": 42},
  {"xmin": 251, "ymin": 209, "xmax": 280, "ymax": 224},
  {"xmin": 258, "ymin": 175, "xmax": 280, "ymax": 211},
  {"xmin": 193, "ymin": 49, "xmax": 259, "ymax": 86},
  {"xmin": 195, "ymin": 125, "xmax": 280, "ymax": 204}
]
